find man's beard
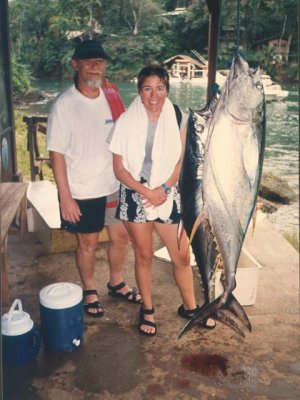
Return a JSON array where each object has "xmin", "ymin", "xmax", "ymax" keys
[{"xmin": 85, "ymin": 78, "xmax": 102, "ymax": 88}]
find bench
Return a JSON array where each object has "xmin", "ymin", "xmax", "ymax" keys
[{"xmin": 1, "ymin": 182, "xmax": 28, "ymax": 308}]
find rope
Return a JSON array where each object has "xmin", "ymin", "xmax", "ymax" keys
[{"xmin": 236, "ymin": 0, "xmax": 241, "ymax": 54}]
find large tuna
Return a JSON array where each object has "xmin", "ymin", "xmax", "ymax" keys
[{"xmin": 179, "ymin": 54, "xmax": 266, "ymax": 337}]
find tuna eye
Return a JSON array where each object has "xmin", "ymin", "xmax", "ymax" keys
[
  {"xmin": 195, "ymin": 122, "xmax": 204, "ymax": 133},
  {"xmin": 256, "ymin": 82, "xmax": 263, "ymax": 90}
]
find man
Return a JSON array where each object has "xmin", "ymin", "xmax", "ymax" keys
[{"xmin": 46, "ymin": 39, "xmax": 141, "ymax": 317}]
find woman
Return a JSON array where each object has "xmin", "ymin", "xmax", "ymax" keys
[{"xmin": 109, "ymin": 65, "xmax": 213, "ymax": 336}]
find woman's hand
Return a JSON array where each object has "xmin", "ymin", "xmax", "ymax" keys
[
  {"xmin": 143, "ymin": 186, "xmax": 167, "ymax": 207},
  {"xmin": 113, "ymin": 154, "xmax": 170, "ymax": 207}
]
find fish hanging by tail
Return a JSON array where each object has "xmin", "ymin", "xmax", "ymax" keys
[{"xmin": 179, "ymin": 54, "xmax": 266, "ymax": 338}]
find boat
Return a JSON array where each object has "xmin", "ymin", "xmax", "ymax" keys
[{"xmin": 169, "ymin": 70, "xmax": 288, "ymax": 101}]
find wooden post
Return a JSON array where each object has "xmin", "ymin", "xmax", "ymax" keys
[
  {"xmin": 206, "ymin": 0, "xmax": 223, "ymax": 103},
  {"xmin": 24, "ymin": 115, "xmax": 48, "ymax": 181}
]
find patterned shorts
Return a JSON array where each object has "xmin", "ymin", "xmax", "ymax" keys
[{"xmin": 116, "ymin": 183, "xmax": 181, "ymax": 224}]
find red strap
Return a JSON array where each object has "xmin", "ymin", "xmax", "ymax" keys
[
  {"xmin": 106, "ymin": 200, "xmax": 118, "ymax": 208},
  {"xmin": 101, "ymin": 79, "xmax": 125, "ymax": 121}
]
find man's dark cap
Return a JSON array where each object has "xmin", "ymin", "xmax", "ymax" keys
[{"xmin": 72, "ymin": 40, "xmax": 109, "ymax": 60}]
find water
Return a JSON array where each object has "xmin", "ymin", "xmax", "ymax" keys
[
  {"xmin": 260, "ymin": 87, "xmax": 299, "ymax": 235},
  {"xmin": 26, "ymin": 80, "xmax": 299, "ymax": 235}
]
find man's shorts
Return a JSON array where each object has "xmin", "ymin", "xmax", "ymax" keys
[
  {"xmin": 105, "ymin": 191, "xmax": 121, "ymax": 226},
  {"xmin": 60, "ymin": 191, "xmax": 121, "ymax": 234}
]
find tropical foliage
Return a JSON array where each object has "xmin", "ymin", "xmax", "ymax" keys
[
  {"xmin": 9, "ymin": 0, "xmax": 298, "ymax": 87},
  {"xmin": 11, "ymin": 57, "xmax": 32, "ymax": 95}
]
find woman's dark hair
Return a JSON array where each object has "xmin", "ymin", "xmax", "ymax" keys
[{"xmin": 137, "ymin": 65, "xmax": 170, "ymax": 93}]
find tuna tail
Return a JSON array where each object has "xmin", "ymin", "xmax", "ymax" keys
[
  {"xmin": 214, "ymin": 310, "xmax": 245, "ymax": 338},
  {"xmin": 226, "ymin": 293, "xmax": 252, "ymax": 332},
  {"xmin": 178, "ymin": 292, "xmax": 251, "ymax": 339},
  {"xmin": 178, "ymin": 296, "xmax": 224, "ymax": 339}
]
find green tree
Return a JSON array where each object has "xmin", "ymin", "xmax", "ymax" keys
[
  {"xmin": 8, "ymin": 0, "xmax": 298, "ymax": 81},
  {"xmin": 11, "ymin": 57, "xmax": 32, "ymax": 95},
  {"xmin": 9, "ymin": 0, "xmax": 71, "ymax": 78},
  {"xmin": 242, "ymin": 0, "xmax": 298, "ymax": 52},
  {"xmin": 100, "ymin": 0, "xmax": 168, "ymax": 77},
  {"xmin": 179, "ymin": 1, "xmax": 210, "ymax": 52}
]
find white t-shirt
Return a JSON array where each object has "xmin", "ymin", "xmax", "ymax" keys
[{"xmin": 46, "ymin": 85, "xmax": 119, "ymax": 199}]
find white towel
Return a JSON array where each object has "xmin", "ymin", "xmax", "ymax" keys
[{"xmin": 109, "ymin": 95, "xmax": 182, "ymax": 220}]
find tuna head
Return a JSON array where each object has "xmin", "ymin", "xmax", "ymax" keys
[{"xmin": 226, "ymin": 54, "xmax": 265, "ymax": 123}]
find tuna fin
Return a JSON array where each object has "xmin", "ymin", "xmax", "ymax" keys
[
  {"xmin": 243, "ymin": 131, "xmax": 259, "ymax": 190},
  {"xmin": 215, "ymin": 310, "xmax": 245, "ymax": 338},
  {"xmin": 251, "ymin": 208, "xmax": 257, "ymax": 234},
  {"xmin": 189, "ymin": 214, "xmax": 206, "ymax": 245},
  {"xmin": 177, "ymin": 220, "xmax": 185, "ymax": 250},
  {"xmin": 226, "ymin": 293, "xmax": 252, "ymax": 332},
  {"xmin": 251, "ymin": 202, "xmax": 262, "ymax": 234}
]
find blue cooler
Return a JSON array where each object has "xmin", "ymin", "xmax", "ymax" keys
[
  {"xmin": 1, "ymin": 299, "xmax": 41, "ymax": 367},
  {"xmin": 39, "ymin": 282, "xmax": 83, "ymax": 352}
]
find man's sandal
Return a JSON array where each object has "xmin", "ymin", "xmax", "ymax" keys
[
  {"xmin": 107, "ymin": 281, "xmax": 142, "ymax": 304},
  {"xmin": 83, "ymin": 289, "xmax": 104, "ymax": 317},
  {"xmin": 138, "ymin": 307, "xmax": 157, "ymax": 337},
  {"xmin": 177, "ymin": 304, "xmax": 216, "ymax": 330}
]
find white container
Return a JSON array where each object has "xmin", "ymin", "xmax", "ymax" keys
[
  {"xmin": 1, "ymin": 299, "xmax": 41, "ymax": 367},
  {"xmin": 1, "ymin": 299, "xmax": 34, "ymax": 336},
  {"xmin": 39, "ymin": 282, "xmax": 82, "ymax": 309},
  {"xmin": 213, "ymin": 247, "xmax": 261, "ymax": 306},
  {"xmin": 154, "ymin": 245, "xmax": 261, "ymax": 306}
]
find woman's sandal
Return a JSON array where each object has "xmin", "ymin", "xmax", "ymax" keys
[
  {"xmin": 138, "ymin": 307, "xmax": 157, "ymax": 337},
  {"xmin": 83, "ymin": 289, "xmax": 104, "ymax": 318},
  {"xmin": 107, "ymin": 281, "xmax": 142, "ymax": 304},
  {"xmin": 177, "ymin": 304, "xmax": 216, "ymax": 330}
]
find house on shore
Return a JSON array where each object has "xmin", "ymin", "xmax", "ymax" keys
[
  {"xmin": 163, "ymin": 54, "xmax": 228, "ymax": 86},
  {"xmin": 163, "ymin": 54, "xmax": 207, "ymax": 81}
]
